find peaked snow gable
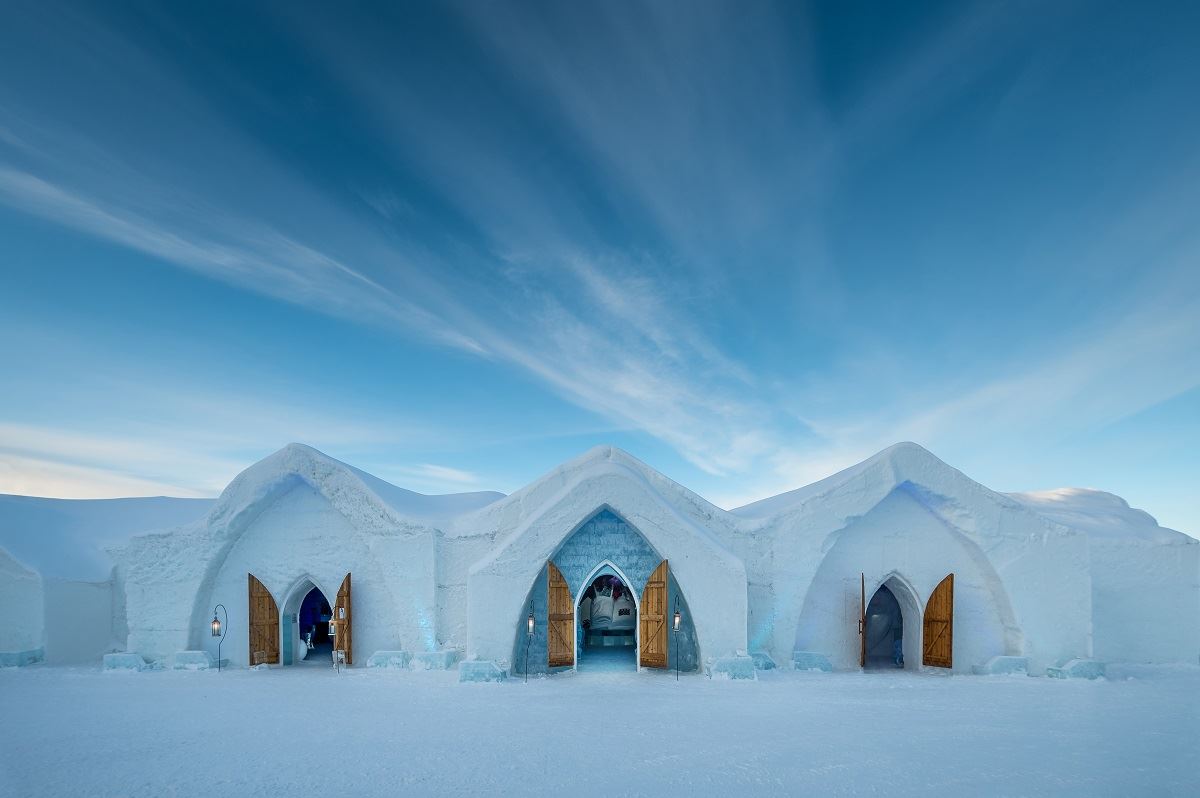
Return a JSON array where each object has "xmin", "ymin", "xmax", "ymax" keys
[{"xmin": 464, "ymin": 446, "xmax": 747, "ymax": 665}]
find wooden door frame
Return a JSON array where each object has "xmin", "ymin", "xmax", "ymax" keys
[{"xmin": 570, "ymin": 559, "xmax": 641, "ymax": 672}]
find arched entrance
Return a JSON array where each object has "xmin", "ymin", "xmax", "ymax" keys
[
  {"xmin": 860, "ymin": 574, "xmax": 923, "ymax": 671},
  {"xmin": 281, "ymin": 577, "xmax": 334, "ymax": 666},
  {"xmin": 511, "ymin": 508, "xmax": 700, "ymax": 677},
  {"xmin": 574, "ymin": 561, "xmax": 639, "ymax": 672}
]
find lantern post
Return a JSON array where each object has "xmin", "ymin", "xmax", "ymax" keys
[
  {"xmin": 210, "ymin": 604, "xmax": 228, "ymax": 673},
  {"xmin": 672, "ymin": 595, "xmax": 681, "ymax": 681}
]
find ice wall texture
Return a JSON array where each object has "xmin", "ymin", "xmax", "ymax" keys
[
  {"xmin": 551, "ymin": 509, "xmax": 661, "ymax": 597},
  {"xmin": 0, "ymin": 546, "xmax": 43, "ymax": 657},
  {"xmin": 42, "ymin": 577, "xmax": 116, "ymax": 664}
]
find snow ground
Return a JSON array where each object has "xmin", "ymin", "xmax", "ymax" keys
[{"xmin": 2, "ymin": 665, "xmax": 1197, "ymax": 797}]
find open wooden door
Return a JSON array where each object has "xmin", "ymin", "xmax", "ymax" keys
[
  {"xmin": 547, "ymin": 562, "xmax": 574, "ymax": 667},
  {"xmin": 922, "ymin": 573, "xmax": 954, "ymax": 668},
  {"xmin": 248, "ymin": 573, "xmax": 279, "ymax": 665},
  {"xmin": 858, "ymin": 572, "xmax": 866, "ymax": 669},
  {"xmin": 639, "ymin": 560, "xmax": 668, "ymax": 669},
  {"xmin": 331, "ymin": 573, "xmax": 352, "ymax": 665}
]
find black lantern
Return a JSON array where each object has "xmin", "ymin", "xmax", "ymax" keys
[{"xmin": 211, "ymin": 604, "xmax": 228, "ymax": 673}]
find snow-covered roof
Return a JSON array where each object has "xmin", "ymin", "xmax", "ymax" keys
[
  {"xmin": 730, "ymin": 442, "xmax": 998, "ymax": 523},
  {"xmin": 452, "ymin": 444, "xmax": 736, "ymax": 539},
  {"xmin": 730, "ymin": 441, "xmax": 1194, "ymax": 545},
  {"xmin": 2, "ymin": 441, "xmax": 1189, "ymax": 584},
  {"xmin": 346, "ymin": 462, "xmax": 503, "ymax": 522},
  {"xmin": 207, "ymin": 443, "xmax": 504, "ymax": 531},
  {"xmin": 0, "ymin": 493, "xmax": 214, "ymax": 581},
  {"xmin": 0, "ymin": 444, "xmax": 505, "ymax": 582},
  {"xmin": 1007, "ymin": 488, "xmax": 1191, "ymax": 545}
]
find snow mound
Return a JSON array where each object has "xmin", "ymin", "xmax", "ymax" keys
[
  {"xmin": 0, "ymin": 494, "xmax": 214, "ymax": 581},
  {"xmin": 1007, "ymin": 488, "xmax": 1192, "ymax": 545}
]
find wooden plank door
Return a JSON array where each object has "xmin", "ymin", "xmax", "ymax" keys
[
  {"xmin": 922, "ymin": 573, "xmax": 954, "ymax": 668},
  {"xmin": 859, "ymin": 572, "xmax": 866, "ymax": 669},
  {"xmin": 640, "ymin": 560, "xmax": 668, "ymax": 669},
  {"xmin": 332, "ymin": 573, "xmax": 352, "ymax": 665},
  {"xmin": 547, "ymin": 562, "xmax": 574, "ymax": 667},
  {"xmin": 248, "ymin": 573, "xmax": 280, "ymax": 665}
]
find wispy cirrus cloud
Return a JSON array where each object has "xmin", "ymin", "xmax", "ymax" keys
[
  {"xmin": 1, "ymin": 0, "xmax": 1197, "ymax": 541},
  {"xmin": 0, "ymin": 166, "xmax": 485, "ymax": 354}
]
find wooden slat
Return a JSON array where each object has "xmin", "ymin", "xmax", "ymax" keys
[
  {"xmin": 247, "ymin": 573, "xmax": 279, "ymax": 666},
  {"xmin": 547, "ymin": 562, "xmax": 574, "ymax": 667},
  {"xmin": 639, "ymin": 560, "xmax": 668, "ymax": 669},
  {"xmin": 332, "ymin": 573, "xmax": 352, "ymax": 666},
  {"xmin": 922, "ymin": 573, "xmax": 954, "ymax": 669}
]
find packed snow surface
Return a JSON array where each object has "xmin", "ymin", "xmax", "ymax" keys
[{"xmin": 2, "ymin": 665, "xmax": 1196, "ymax": 797}]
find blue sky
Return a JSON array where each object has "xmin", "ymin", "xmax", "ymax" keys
[{"xmin": 0, "ymin": 1, "xmax": 1197, "ymax": 534}]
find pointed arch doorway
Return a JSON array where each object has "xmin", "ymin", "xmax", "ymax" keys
[
  {"xmin": 858, "ymin": 573, "xmax": 924, "ymax": 671},
  {"xmin": 280, "ymin": 576, "xmax": 334, "ymax": 666},
  {"xmin": 265, "ymin": 573, "xmax": 353, "ymax": 667},
  {"xmin": 546, "ymin": 558, "xmax": 674, "ymax": 673},
  {"xmin": 572, "ymin": 560, "xmax": 641, "ymax": 672},
  {"xmin": 512, "ymin": 508, "xmax": 700, "ymax": 678}
]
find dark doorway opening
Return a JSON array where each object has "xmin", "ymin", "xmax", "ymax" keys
[
  {"xmin": 864, "ymin": 584, "xmax": 904, "ymax": 669},
  {"xmin": 297, "ymin": 587, "xmax": 333, "ymax": 665}
]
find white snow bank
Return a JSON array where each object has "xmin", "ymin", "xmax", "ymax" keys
[
  {"xmin": 0, "ymin": 494, "xmax": 213, "ymax": 580},
  {"xmin": 1008, "ymin": 487, "xmax": 1193, "ymax": 544}
]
